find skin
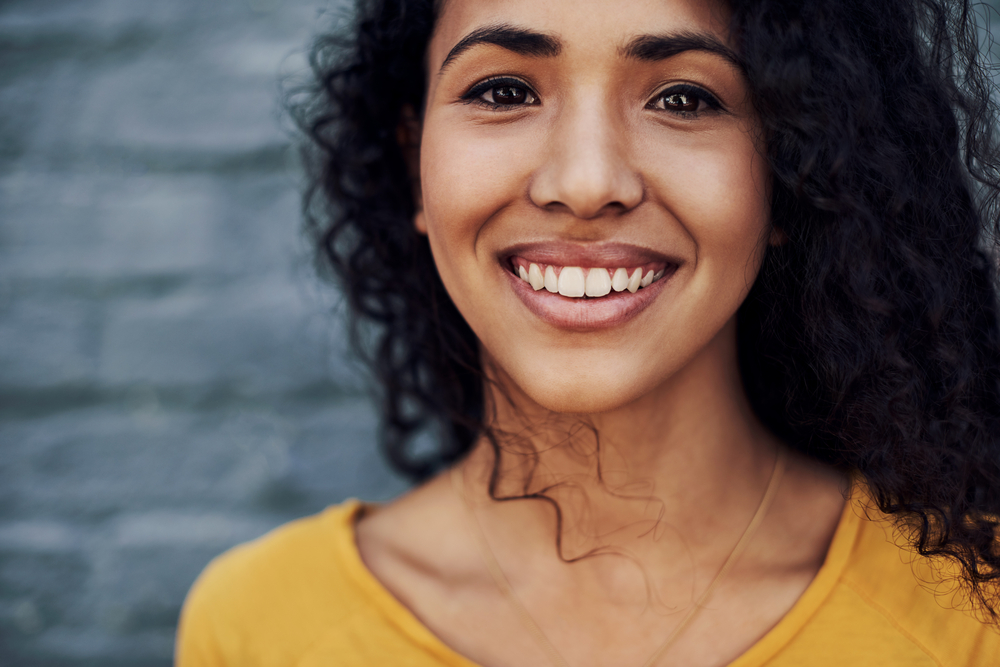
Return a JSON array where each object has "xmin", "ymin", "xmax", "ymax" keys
[{"xmin": 357, "ymin": 0, "xmax": 849, "ymax": 665}]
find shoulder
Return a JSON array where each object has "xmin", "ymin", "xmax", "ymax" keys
[
  {"xmin": 175, "ymin": 501, "xmax": 375, "ymax": 667},
  {"xmin": 817, "ymin": 492, "xmax": 999, "ymax": 665}
]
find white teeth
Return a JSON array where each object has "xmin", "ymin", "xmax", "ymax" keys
[
  {"xmin": 627, "ymin": 268, "xmax": 642, "ymax": 293},
  {"xmin": 611, "ymin": 267, "xmax": 629, "ymax": 292},
  {"xmin": 585, "ymin": 268, "xmax": 612, "ymax": 297},
  {"xmin": 518, "ymin": 262, "xmax": 665, "ymax": 298},
  {"xmin": 544, "ymin": 265, "xmax": 558, "ymax": 293},
  {"xmin": 528, "ymin": 263, "xmax": 545, "ymax": 291},
  {"xmin": 558, "ymin": 266, "xmax": 586, "ymax": 297}
]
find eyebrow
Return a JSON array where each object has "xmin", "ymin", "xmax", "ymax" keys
[
  {"xmin": 621, "ymin": 32, "xmax": 742, "ymax": 71},
  {"xmin": 439, "ymin": 24, "xmax": 562, "ymax": 73}
]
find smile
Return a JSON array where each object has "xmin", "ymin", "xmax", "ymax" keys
[
  {"xmin": 503, "ymin": 248, "xmax": 679, "ymax": 331},
  {"xmin": 511, "ymin": 258, "xmax": 670, "ymax": 298}
]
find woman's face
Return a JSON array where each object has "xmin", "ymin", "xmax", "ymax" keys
[{"xmin": 417, "ymin": 0, "xmax": 773, "ymax": 414}]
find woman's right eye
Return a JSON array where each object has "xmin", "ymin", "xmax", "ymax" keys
[{"xmin": 462, "ymin": 77, "xmax": 539, "ymax": 109}]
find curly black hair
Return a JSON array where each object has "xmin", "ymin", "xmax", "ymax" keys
[{"xmin": 293, "ymin": 0, "xmax": 1000, "ymax": 619}]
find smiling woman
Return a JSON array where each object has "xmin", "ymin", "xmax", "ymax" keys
[
  {"xmin": 176, "ymin": 0, "xmax": 1000, "ymax": 665},
  {"xmin": 417, "ymin": 5, "xmax": 773, "ymax": 416}
]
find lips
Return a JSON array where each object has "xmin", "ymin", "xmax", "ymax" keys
[{"xmin": 500, "ymin": 243, "xmax": 679, "ymax": 330}]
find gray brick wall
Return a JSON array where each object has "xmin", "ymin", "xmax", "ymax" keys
[{"xmin": 0, "ymin": 1, "xmax": 409, "ymax": 664}]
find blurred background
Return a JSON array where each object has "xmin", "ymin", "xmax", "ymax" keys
[{"xmin": 0, "ymin": 0, "xmax": 410, "ymax": 664}]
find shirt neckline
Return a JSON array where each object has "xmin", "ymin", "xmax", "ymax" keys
[{"xmin": 329, "ymin": 489, "xmax": 864, "ymax": 667}]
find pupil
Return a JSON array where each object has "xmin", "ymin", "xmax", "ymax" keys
[{"xmin": 494, "ymin": 86, "xmax": 526, "ymax": 104}]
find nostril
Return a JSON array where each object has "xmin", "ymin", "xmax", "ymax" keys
[
  {"xmin": 540, "ymin": 199, "xmax": 634, "ymax": 220},
  {"xmin": 534, "ymin": 171, "xmax": 645, "ymax": 218}
]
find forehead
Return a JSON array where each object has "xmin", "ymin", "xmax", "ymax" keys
[{"xmin": 430, "ymin": 0, "xmax": 733, "ymax": 67}]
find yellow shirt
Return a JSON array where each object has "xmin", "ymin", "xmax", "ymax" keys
[{"xmin": 176, "ymin": 497, "xmax": 999, "ymax": 666}]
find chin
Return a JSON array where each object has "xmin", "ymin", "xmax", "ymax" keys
[{"xmin": 510, "ymin": 363, "xmax": 655, "ymax": 416}]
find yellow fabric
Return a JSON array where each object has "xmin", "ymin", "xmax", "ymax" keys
[{"xmin": 176, "ymin": 494, "xmax": 1000, "ymax": 666}]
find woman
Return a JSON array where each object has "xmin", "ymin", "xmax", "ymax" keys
[{"xmin": 176, "ymin": 0, "xmax": 1000, "ymax": 664}]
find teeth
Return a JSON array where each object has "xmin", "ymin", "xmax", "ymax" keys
[
  {"xmin": 517, "ymin": 261, "xmax": 667, "ymax": 298},
  {"xmin": 544, "ymin": 265, "xmax": 558, "ymax": 293},
  {"xmin": 627, "ymin": 268, "xmax": 642, "ymax": 293},
  {"xmin": 528, "ymin": 263, "xmax": 545, "ymax": 290},
  {"xmin": 585, "ymin": 268, "xmax": 612, "ymax": 297},
  {"xmin": 611, "ymin": 268, "xmax": 629, "ymax": 292},
  {"xmin": 558, "ymin": 266, "xmax": 586, "ymax": 297}
]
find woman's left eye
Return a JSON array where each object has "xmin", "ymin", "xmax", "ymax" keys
[
  {"xmin": 647, "ymin": 85, "xmax": 722, "ymax": 115},
  {"xmin": 462, "ymin": 77, "xmax": 539, "ymax": 109}
]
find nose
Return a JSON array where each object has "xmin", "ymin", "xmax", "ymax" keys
[{"xmin": 529, "ymin": 98, "xmax": 644, "ymax": 219}]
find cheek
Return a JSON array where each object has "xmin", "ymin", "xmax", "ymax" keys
[
  {"xmin": 417, "ymin": 118, "xmax": 531, "ymax": 317},
  {"xmin": 418, "ymin": 116, "xmax": 553, "ymax": 320},
  {"xmin": 419, "ymin": 119, "xmax": 531, "ymax": 247},
  {"xmin": 418, "ymin": 131, "xmax": 485, "ymax": 297},
  {"xmin": 643, "ymin": 132, "xmax": 771, "ymax": 285}
]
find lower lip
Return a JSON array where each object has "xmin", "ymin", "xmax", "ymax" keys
[{"xmin": 505, "ymin": 267, "xmax": 673, "ymax": 331}]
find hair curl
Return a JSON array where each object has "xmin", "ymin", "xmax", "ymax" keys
[{"xmin": 293, "ymin": 0, "xmax": 1000, "ymax": 619}]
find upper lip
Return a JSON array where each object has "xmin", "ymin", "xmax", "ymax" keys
[{"xmin": 499, "ymin": 241, "xmax": 681, "ymax": 268}]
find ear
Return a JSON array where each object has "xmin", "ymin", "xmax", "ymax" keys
[
  {"xmin": 768, "ymin": 225, "xmax": 787, "ymax": 246},
  {"xmin": 396, "ymin": 104, "xmax": 426, "ymax": 234},
  {"xmin": 413, "ymin": 209, "xmax": 428, "ymax": 235}
]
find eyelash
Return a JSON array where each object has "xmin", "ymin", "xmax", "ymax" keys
[
  {"xmin": 646, "ymin": 84, "xmax": 724, "ymax": 116},
  {"xmin": 461, "ymin": 77, "xmax": 539, "ymax": 111},
  {"xmin": 460, "ymin": 78, "xmax": 724, "ymax": 116}
]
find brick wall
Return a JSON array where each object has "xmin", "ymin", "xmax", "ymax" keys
[{"xmin": 0, "ymin": 1, "xmax": 408, "ymax": 664}]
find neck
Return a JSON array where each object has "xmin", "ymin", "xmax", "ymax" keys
[{"xmin": 463, "ymin": 317, "xmax": 780, "ymax": 562}]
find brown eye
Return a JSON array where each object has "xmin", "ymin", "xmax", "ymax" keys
[
  {"xmin": 648, "ymin": 85, "xmax": 722, "ymax": 115},
  {"xmin": 492, "ymin": 85, "xmax": 527, "ymax": 105},
  {"xmin": 463, "ymin": 77, "xmax": 539, "ymax": 109},
  {"xmin": 663, "ymin": 92, "xmax": 698, "ymax": 112},
  {"xmin": 489, "ymin": 85, "xmax": 531, "ymax": 105}
]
